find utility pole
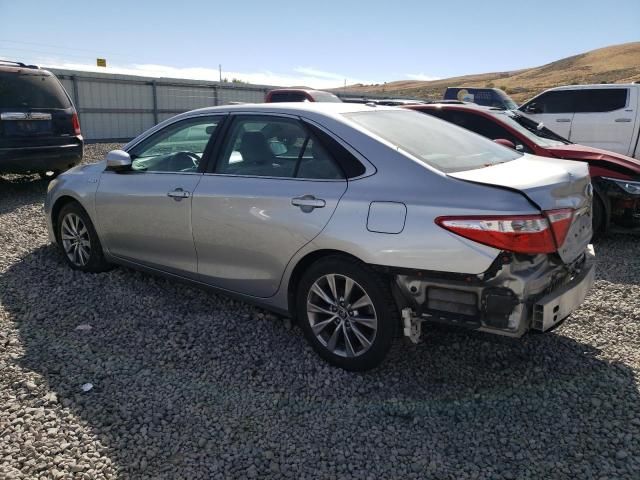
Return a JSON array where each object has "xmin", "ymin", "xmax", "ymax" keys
[{"xmin": 219, "ymin": 64, "xmax": 222, "ymax": 83}]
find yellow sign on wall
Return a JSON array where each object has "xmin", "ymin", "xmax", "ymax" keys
[{"xmin": 96, "ymin": 58, "xmax": 107, "ymax": 67}]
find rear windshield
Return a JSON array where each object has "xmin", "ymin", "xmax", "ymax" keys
[
  {"xmin": 344, "ymin": 110, "xmax": 521, "ymax": 173},
  {"xmin": 0, "ymin": 71, "xmax": 71, "ymax": 109},
  {"xmin": 310, "ymin": 91, "xmax": 342, "ymax": 103}
]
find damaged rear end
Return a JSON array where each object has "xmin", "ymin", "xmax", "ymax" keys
[{"xmin": 396, "ymin": 155, "xmax": 596, "ymax": 339}]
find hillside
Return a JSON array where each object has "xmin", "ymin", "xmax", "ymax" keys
[{"xmin": 335, "ymin": 42, "xmax": 640, "ymax": 103}]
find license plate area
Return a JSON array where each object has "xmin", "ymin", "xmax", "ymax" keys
[{"xmin": 4, "ymin": 119, "xmax": 53, "ymax": 136}]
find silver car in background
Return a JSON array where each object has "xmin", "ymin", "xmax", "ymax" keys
[{"xmin": 45, "ymin": 103, "xmax": 595, "ymax": 371}]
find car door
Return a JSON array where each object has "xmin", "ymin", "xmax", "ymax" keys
[
  {"xmin": 95, "ymin": 115, "xmax": 223, "ymax": 275},
  {"xmin": 519, "ymin": 90, "xmax": 575, "ymax": 138},
  {"xmin": 568, "ymin": 87, "xmax": 637, "ymax": 155},
  {"xmin": 192, "ymin": 114, "xmax": 348, "ymax": 297}
]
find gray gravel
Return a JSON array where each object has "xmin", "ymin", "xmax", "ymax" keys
[{"xmin": 1, "ymin": 143, "xmax": 639, "ymax": 479}]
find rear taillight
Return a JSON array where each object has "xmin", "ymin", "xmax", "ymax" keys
[
  {"xmin": 71, "ymin": 112, "xmax": 81, "ymax": 135},
  {"xmin": 435, "ymin": 208, "xmax": 574, "ymax": 255}
]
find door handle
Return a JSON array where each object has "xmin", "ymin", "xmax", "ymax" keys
[
  {"xmin": 555, "ymin": 118, "xmax": 572, "ymax": 123},
  {"xmin": 615, "ymin": 118, "xmax": 632, "ymax": 123},
  {"xmin": 167, "ymin": 188, "xmax": 191, "ymax": 200},
  {"xmin": 291, "ymin": 195, "xmax": 326, "ymax": 212}
]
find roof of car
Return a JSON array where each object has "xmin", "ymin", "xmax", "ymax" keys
[
  {"xmin": 544, "ymin": 83, "xmax": 639, "ymax": 91},
  {"xmin": 0, "ymin": 60, "xmax": 51, "ymax": 75},
  {"xmin": 407, "ymin": 102, "xmax": 500, "ymax": 113},
  {"xmin": 268, "ymin": 88, "xmax": 331, "ymax": 94},
  {"xmin": 189, "ymin": 102, "xmax": 399, "ymax": 116}
]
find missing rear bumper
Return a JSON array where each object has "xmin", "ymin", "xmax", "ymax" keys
[
  {"xmin": 531, "ymin": 248, "xmax": 595, "ymax": 332},
  {"xmin": 393, "ymin": 246, "xmax": 595, "ymax": 338}
]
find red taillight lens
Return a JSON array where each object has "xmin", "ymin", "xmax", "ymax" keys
[
  {"xmin": 436, "ymin": 208, "xmax": 574, "ymax": 255},
  {"xmin": 71, "ymin": 112, "xmax": 81, "ymax": 135},
  {"xmin": 545, "ymin": 208, "xmax": 574, "ymax": 247}
]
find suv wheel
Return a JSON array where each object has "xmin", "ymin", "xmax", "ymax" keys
[
  {"xmin": 296, "ymin": 256, "xmax": 397, "ymax": 371},
  {"xmin": 57, "ymin": 202, "xmax": 111, "ymax": 272}
]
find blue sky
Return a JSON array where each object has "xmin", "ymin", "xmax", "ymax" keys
[{"xmin": 0, "ymin": 0, "xmax": 638, "ymax": 88}]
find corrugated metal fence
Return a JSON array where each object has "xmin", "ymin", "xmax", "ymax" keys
[
  {"xmin": 50, "ymin": 68, "xmax": 272, "ymax": 142},
  {"xmin": 49, "ymin": 68, "xmax": 420, "ymax": 142}
]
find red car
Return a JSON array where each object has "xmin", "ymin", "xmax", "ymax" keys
[
  {"xmin": 406, "ymin": 102, "xmax": 640, "ymax": 233},
  {"xmin": 265, "ymin": 88, "xmax": 342, "ymax": 103}
]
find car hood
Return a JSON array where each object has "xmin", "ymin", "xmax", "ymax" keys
[{"xmin": 543, "ymin": 144, "xmax": 640, "ymax": 176}]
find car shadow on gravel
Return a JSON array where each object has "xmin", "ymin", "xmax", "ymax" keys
[
  {"xmin": 0, "ymin": 174, "xmax": 49, "ymax": 216},
  {"xmin": 3, "ymin": 245, "xmax": 640, "ymax": 479}
]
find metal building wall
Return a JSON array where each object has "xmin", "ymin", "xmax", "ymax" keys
[{"xmin": 48, "ymin": 68, "xmax": 271, "ymax": 141}]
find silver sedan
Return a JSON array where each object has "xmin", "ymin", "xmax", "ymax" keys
[{"xmin": 45, "ymin": 103, "xmax": 595, "ymax": 370}]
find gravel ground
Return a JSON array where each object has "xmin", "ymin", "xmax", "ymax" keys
[{"xmin": 1, "ymin": 143, "xmax": 639, "ymax": 479}]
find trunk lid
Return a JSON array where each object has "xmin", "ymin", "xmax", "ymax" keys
[{"xmin": 449, "ymin": 154, "xmax": 593, "ymax": 263}]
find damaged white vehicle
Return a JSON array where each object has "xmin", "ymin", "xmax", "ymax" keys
[{"xmin": 45, "ymin": 103, "xmax": 595, "ymax": 370}]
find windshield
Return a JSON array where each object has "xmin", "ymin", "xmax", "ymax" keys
[
  {"xmin": 311, "ymin": 91, "xmax": 342, "ymax": 103},
  {"xmin": 344, "ymin": 110, "xmax": 521, "ymax": 173},
  {"xmin": 498, "ymin": 111, "xmax": 569, "ymax": 147},
  {"xmin": 0, "ymin": 71, "xmax": 71, "ymax": 109}
]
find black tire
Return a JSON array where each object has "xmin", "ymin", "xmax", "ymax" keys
[
  {"xmin": 296, "ymin": 255, "xmax": 398, "ymax": 371},
  {"xmin": 592, "ymin": 194, "xmax": 606, "ymax": 240},
  {"xmin": 57, "ymin": 202, "xmax": 112, "ymax": 273}
]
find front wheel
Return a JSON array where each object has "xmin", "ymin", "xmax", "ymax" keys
[
  {"xmin": 57, "ymin": 202, "xmax": 112, "ymax": 272},
  {"xmin": 296, "ymin": 256, "xmax": 398, "ymax": 371}
]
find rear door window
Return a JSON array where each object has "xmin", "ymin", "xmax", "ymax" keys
[
  {"xmin": 572, "ymin": 89, "xmax": 628, "ymax": 113},
  {"xmin": 269, "ymin": 92, "xmax": 308, "ymax": 102},
  {"xmin": 215, "ymin": 116, "xmax": 344, "ymax": 179},
  {"xmin": 0, "ymin": 72, "xmax": 71, "ymax": 109}
]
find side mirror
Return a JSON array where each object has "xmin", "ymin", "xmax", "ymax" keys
[
  {"xmin": 105, "ymin": 150, "xmax": 132, "ymax": 171},
  {"xmin": 494, "ymin": 138, "xmax": 516, "ymax": 149}
]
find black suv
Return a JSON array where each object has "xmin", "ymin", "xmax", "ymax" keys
[{"xmin": 0, "ymin": 60, "xmax": 83, "ymax": 177}]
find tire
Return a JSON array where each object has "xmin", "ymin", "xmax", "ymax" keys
[
  {"xmin": 57, "ymin": 202, "xmax": 112, "ymax": 273},
  {"xmin": 592, "ymin": 194, "xmax": 606, "ymax": 240},
  {"xmin": 296, "ymin": 255, "xmax": 398, "ymax": 371}
]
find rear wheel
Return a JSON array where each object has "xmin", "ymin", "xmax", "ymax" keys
[
  {"xmin": 57, "ymin": 202, "xmax": 112, "ymax": 272},
  {"xmin": 296, "ymin": 256, "xmax": 398, "ymax": 371}
]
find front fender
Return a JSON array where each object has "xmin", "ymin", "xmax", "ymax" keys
[{"xmin": 45, "ymin": 163, "xmax": 104, "ymax": 243}]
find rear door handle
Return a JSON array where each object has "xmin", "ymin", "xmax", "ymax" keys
[
  {"xmin": 556, "ymin": 118, "xmax": 572, "ymax": 123},
  {"xmin": 615, "ymin": 118, "xmax": 632, "ymax": 123},
  {"xmin": 292, "ymin": 195, "xmax": 326, "ymax": 212},
  {"xmin": 167, "ymin": 188, "xmax": 191, "ymax": 200}
]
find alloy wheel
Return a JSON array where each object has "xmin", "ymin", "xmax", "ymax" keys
[
  {"xmin": 60, "ymin": 213, "xmax": 91, "ymax": 267},
  {"xmin": 306, "ymin": 274, "xmax": 378, "ymax": 358}
]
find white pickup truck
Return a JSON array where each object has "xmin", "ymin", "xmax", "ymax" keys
[{"xmin": 519, "ymin": 84, "xmax": 640, "ymax": 160}]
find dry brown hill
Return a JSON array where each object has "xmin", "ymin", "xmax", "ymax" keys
[{"xmin": 335, "ymin": 42, "xmax": 640, "ymax": 103}]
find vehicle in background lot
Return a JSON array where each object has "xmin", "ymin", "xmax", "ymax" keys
[
  {"xmin": 45, "ymin": 104, "xmax": 594, "ymax": 371},
  {"xmin": 444, "ymin": 87, "xmax": 518, "ymax": 110},
  {"xmin": 406, "ymin": 103, "xmax": 640, "ymax": 232},
  {"xmin": 519, "ymin": 84, "xmax": 640, "ymax": 160},
  {"xmin": 265, "ymin": 88, "xmax": 342, "ymax": 103},
  {"xmin": 0, "ymin": 60, "xmax": 82, "ymax": 178},
  {"xmin": 341, "ymin": 97, "xmax": 425, "ymax": 106}
]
